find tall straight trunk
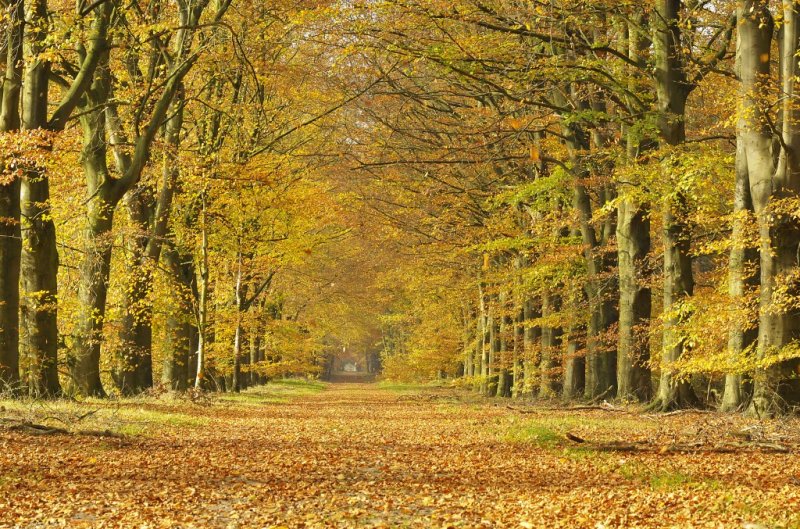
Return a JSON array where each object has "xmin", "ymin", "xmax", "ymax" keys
[
  {"xmin": 238, "ymin": 329, "xmax": 249, "ymax": 391},
  {"xmin": 161, "ymin": 245, "xmax": 196, "ymax": 391},
  {"xmin": 116, "ymin": 187, "xmax": 155, "ymax": 394},
  {"xmin": 231, "ymin": 249, "xmax": 249, "ymax": 393},
  {"xmin": 555, "ymin": 84, "xmax": 619, "ymax": 399},
  {"xmin": 511, "ymin": 293, "xmax": 524, "ymax": 398},
  {"xmin": 248, "ymin": 332, "xmax": 260, "ymax": 387},
  {"xmin": 575, "ymin": 185, "xmax": 618, "ymax": 399},
  {"xmin": 721, "ymin": 133, "xmax": 758, "ymax": 411},
  {"xmin": 194, "ymin": 195, "xmax": 210, "ymax": 389},
  {"xmin": 117, "ymin": 97, "xmax": 185, "ymax": 394},
  {"xmin": 20, "ymin": 0, "xmax": 59, "ymax": 396},
  {"xmin": 231, "ymin": 317, "xmax": 244, "ymax": 392},
  {"xmin": 0, "ymin": 178, "xmax": 21, "ymax": 390},
  {"xmin": 562, "ymin": 321, "xmax": 585, "ymax": 401},
  {"xmin": 496, "ymin": 290, "xmax": 512, "ymax": 398},
  {"xmin": 0, "ymin": 0, "xmax": 23, "ymax": 391},
  {"xmin": 20, "ymin": 0, "xmax": 111, "ymax": 397},
  {"xmin": 562, "ymin": 293, "xmax": 586, "ymax": 400},
  {"xmin": 475, "ymin": 285, "xmax": 487, "ymax": 392},
  {"xmin": 486, "ymin": 299, "xmax": 499, "ymax": 397},
  {"xmin": 736, "ymin": 1, "xmax": 800, "ymax": 414},
  {"xmin": 522, "ymin": 298, "xmax": 541, "ymax": 398},
  {"xmin": 651, "ymin": 0, "xmax": 698, "ymax": 410},
  {"xmin": 71, "ymin": 99, "xmax": 115, "ymax": 396},
  {"xmin": 462, "ymin": 304, "xmax": 474, "ymax": 378},
  {"xmin": 617, "ymin": 12, "xmax": 653, "ymax": 402},
  {"xmin": 254, "ymin": 316, "xmax": 267, "ymax": 385},
  {"xmin": 538, "ymin": 290, "xmax": 561, "ymax": 398},
  {"xmin": 616, "ymin": 199, "xmax": 652, "ymax": 400}
]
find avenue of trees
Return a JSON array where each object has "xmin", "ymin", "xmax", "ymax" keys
[{"xmin": 1, "ymin": 0, "xmax": 800, "ymax": 415}]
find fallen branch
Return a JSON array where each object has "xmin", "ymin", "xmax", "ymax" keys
[
  {"xmin": 76, "ymin": 429, "xmax": 126, "ymax": 439},
  {"xmin": 2, "ymin": 417, "xmax": 125, "ymax": 439},
  {"xmin": 565, "ymin": 432, "xmax": 792, "ymax": 454},
  {"xmin": 557, "ymin": 404, "xmax": 629, "ymax": 413},
  {"xmin": 505, "ymin": 405, "xmax": 540, "ymax": 414},
  {"xmin": 7, "ymin": 422, "xmax": 68, "ymax": 436},
  {"xmin": 647, "ymin": 409, "xmax": 715, "ymax": 418}
]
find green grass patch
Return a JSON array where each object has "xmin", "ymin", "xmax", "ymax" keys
[
  {"xmin": 502, "ymin": 424, "xmax": 562, "ymax": 447},
  {"xmin": 377, "ymin": 381, "xmax": 447, "ymax": 392},
  {"xmin": 649, "ymin": 470, "xmax": 692, "ymax": 490},
  {"xmin": 495, "ymin": 412, "xmax": 654, "ymax": 452},
  {"xmin": 217, "ymin": 379, "xmax": 326, "ymax": 405},
  {"xmin": 0, "ymin": 397, "xmax": 208, "ymax": 437},
  {"xmin": 614, "ymin": 460, "xmax": 702, "ymax": 491}
]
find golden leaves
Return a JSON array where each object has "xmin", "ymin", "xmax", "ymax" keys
[{"xmin": 3, "ymin": 384, "xmax": 800, "ymax": 527}]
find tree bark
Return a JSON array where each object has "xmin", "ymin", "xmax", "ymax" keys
[
  {"xmin": 522, "ymin": 297, "xmax": 541, "ymax": 398},
  {"xmin": 161, "ymin": 245, "xmax": 196, "ymax": 391},
  {"xmin": 721, "ymin": 128, "xmax": 758, "ymax": 411},
  {"xmin": 117, "ymin": 94, "xmax": 185, "ymax": 394},
  {"xmin": 616, "ymin": 199, "xmax": 652, "ymax": 401},
  {"xmin": 194, "ymin": 195, "xmax": 210, "ymax": 390},
  {"xmin": 735, "ymin": 1, "xmax": 800, "ymax": 414},
  {"xmin": 71, "ymin": 88, "xmax": 115, "ymax": 396},
  {"xmin": 650, "ymin": 0, "xmax": 699, "ymax": 410},
  {"xmin": 0, "ymin": 0, "xmax": 24, "ymax": 392},
  {"xmin": 20, "ymin": 0, "xmax": 111, "ymax": 397},
  {"xmin": 538, "ymin": 290, "xmax": 561, "ymax": 398}
]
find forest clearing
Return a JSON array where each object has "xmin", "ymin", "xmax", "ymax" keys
[{"xmin": 2, "ymin": 381, "xmax": 800, "ymax": 529}]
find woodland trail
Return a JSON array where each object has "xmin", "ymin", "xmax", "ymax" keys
[{"xmin": 2, "ymin": 383, "xmax": 800, "ymax": 528}]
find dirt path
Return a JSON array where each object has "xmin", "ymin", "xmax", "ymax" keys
[{"xmin": 1, "ymin": 384, "xmax": 799, "ymax": 528}]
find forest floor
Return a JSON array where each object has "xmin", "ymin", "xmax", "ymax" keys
[{"xmin": 1, "ymin": 382, "xmax": 800, "ymax": 529}]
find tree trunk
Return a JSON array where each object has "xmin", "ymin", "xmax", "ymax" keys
[
  {"xmin": 463, "ymin": 303, "xmax": 475, "ymax": 379},
  {"xmin": 655, "ymin": 200, "xmax": 700, "ymax": 410},
  {"xmin": 616, "ymin": 11, "xmax": 653, "ymax": 403},
  {"xmin": 522, "ymin": 298, "xmax": 541, "ymax": 398},
  {"xmin": 19, "ymin": 0, "xmax": 58, "ymax": 396},
  {"xmin": 651, "ymin": 0, "xmax": 698, "ymax": 410},
  {"xmin": 248, "ymin": 331, "xmax": 260, "ymax": 387},
  {"xmin": 194, "ymin": 195, "xmax": 210, "ymax": 390},
  {"xmin": 486, "ymin": 299, "xmax": 499, "ymax": 397},
  {"xmin": 538, "ymin": 291, "xmax": 561, "ymax": 398},
  {"xmin": 511, "ymin": 293, "xmax": 525, "ymax": 398},
  {"xmin": 561, "ymin": 290, "xmax": 585, "ymax": 400},
  {"xmin": 553, "ymin": 76, "xmax": 619, "ymax": 401},
  {"xmin": 720, "ymin": 131, "xmax": 758, "ymax": 411},
  {"xmin": 161, "ymin": 246, "xmax": 196, "ymax": 391},
  {"xmin": 562, "ymin": 319, "xmax": 585, "ymax": 401},
  {"xmin": 71, "ymin": 195, "xmax": 114, "ymax": 397},
  {"xmin": 117, "ymin": 97, "xmax": 184, "ymax": 394},
  {"xmin": 576, "ymin": 184, "xmax": 617, "ymax": 399},
  {"xmin": 19, "ymin": 0, "xmax": 111, "ymax": 397},
  {"xmin": 0, "ymin": 0, "xmax": 24, "ymax": 392},
  {"xmin": 736, "ymin": 1, "xmax": 800, "ymax": 414},
  {"xmin": 496, "ymin": 290, "xmax": 513, "ymax": 398},
  {"xmin": 476, "ymin": 285, "xmax": 488, "ymax": 393},
  {"xmin": 616, "ymin": 199, "xmax": 652, "ymax": 401},
  {"xmin": 116, "ymin": 204, "xmax": 155, "ymax": 394}
]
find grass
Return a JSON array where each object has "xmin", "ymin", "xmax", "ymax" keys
[
  {"xmin": 496, "ymin": 412, "xmax": 654, "ymax": 450},
  {"xmin": 502, "ymin": 424, "xmax": 562, "ymax": 447},
  {"xmin": 218, "ymin": 379, "xmax": 326, "ymax": 405},
  {"xmin": 0, "ymin": 378, "xmax": 327, "ymax": 437},
  {"xmin": 377, "ymin": 380, "xmax": 450, "ymax": 392},
  {"xmin": 0, "ymin": 397, "xmax": 211, "ymax": 437}
]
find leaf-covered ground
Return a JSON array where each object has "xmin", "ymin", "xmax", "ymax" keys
[{"xmin": 1, "ymin": 383, "xmax": 799, "ymax": 528}]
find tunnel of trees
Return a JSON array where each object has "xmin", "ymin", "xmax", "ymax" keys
[{"xmin": 1, "ymin": 0, "xmax": 800, "ymax": 415}]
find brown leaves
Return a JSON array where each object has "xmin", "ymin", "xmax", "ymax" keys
[{"xmin": 2, "ymin": 385, "xmax": 800, "ymax": 528}]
